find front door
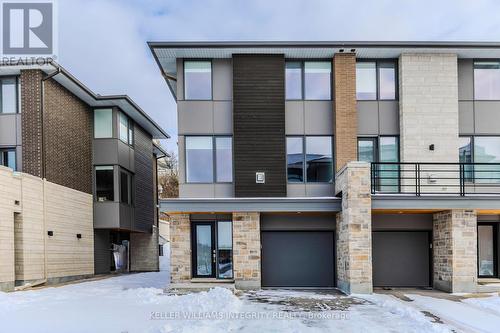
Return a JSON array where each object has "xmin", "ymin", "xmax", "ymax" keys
[
  {"xmin": 192, "ymin": 222, "xmax": 216, "ymax": 278},
  {"xmin": 478, "ymin": 224, "xmax": 498, "ymax": 278}
]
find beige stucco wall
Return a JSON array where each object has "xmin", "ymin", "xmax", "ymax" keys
[{"xmin": 0, "ymin": 166, "xmax": 94, "ymax": 290}]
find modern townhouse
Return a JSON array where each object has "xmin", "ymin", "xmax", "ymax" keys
[
  {"xmin": 151, "ymin": 41, "xmax": 500, "ymax": 294},
  {"xmin": 0, "ymin": 62, "xmax": 168, "ymax": 291}
]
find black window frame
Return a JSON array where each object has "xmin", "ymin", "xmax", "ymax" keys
[
  {"xmin": 0, "ymin": 76, "xmax": 19, "ymax": 114},
  {"xmin": 183, "ymin": 59, "xmax": 214, "ymax": 101},
  {"xmin": 185, "ymin": 135, "xmax": 233, "ymax": 184},
  {"xmin": 356, "ymin": 59, "xmax": 399, "ymax": 101},
  {"xmin": 285, "ymin": 60, "xmax": 333, "ymax": 101},
  {"xmin": 286, "ymin": 135, "xmax": 334, "ymax": 184}
]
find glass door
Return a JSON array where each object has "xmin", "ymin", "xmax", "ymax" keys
[
  {"xmin": 192, "ymin": 222, "xmax": 216, "ymax": 278},
  {"xmin": 478, "ymin": 224, "xmax": 497, "ymax": 278}
]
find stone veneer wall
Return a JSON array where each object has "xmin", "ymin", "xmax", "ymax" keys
[
  {"xmin": 433, "ymin": 210, "xmax": 477, "ymax": 293},
  {"xmin": 335, "ymin": 162, "xmax": 372, "ymax": 294},
  {"xmin": 334, "ymin": 53, "xmax": 357, "ymax": 172},
  {"xmin": 0, "ymin": 166, "xmax": 94, "ymax": 291},
  {"xmin": 169, "ymin": 214, "xmax": 191, "ymax": 282},
  {"xmin": 233, "ymin": 212, "xmax": 261, "ymax": 290},
  {"xmin": 399, "ymin": 54, "xmax": 460, "ymax": 192},
  {"xmin": 130, "ymin": 226, "xmax": 160, "ymax": 272}
]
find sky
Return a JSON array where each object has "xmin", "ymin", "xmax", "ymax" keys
[{"xmin": 57, "ymin": 0, "xmax": 500, "ymax": 153}]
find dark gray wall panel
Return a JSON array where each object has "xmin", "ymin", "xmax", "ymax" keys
[
  {"xmin": 261, "ymin": 213, "xmax": 336, "ymax": 230},
  {"xmin": 94, "ymin": 229, "xmax": 111, "ymax": 274},
  {"xmin": 474, "ymin": 101, "xmax": 500, "ymax": 134},
  {"xmin": 373, "ymin": 231, "xmax": 430, "ymax": 287},
  {"xmin": 379, "ymin": 101, "xmax": 399, "ymax": 135},
  {"xmin": 232, "ymin": 54, "xmax": 286, "ymax": 197},
  {"xmin": 459, "ymin": 101, "xmax": 474, "ymax": 134},
  {"xmin": 134, "ymin": 124, "xmax": 154, "ymax": 232},
  {"xmin": 262, "ymin": 231, "xmax": 335, "ymax": 287},
  {"xmin": 357, "ymin": 101, "xmax": 379, "ymax": 135},
  {"xmin": 372, "ymin": 213, "xmax": 433, "ymax": 231},
  {"xmin": 458, "ymin": 59, "xmax": 474, "ymax": 101}
]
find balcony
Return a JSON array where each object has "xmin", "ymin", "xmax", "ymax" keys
[{"xmin": 371, "ymin": 162, "xmax": 500, "ymax": 196}]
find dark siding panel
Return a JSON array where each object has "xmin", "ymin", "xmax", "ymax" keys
[
  {"xmin": 232, "ymin": 55, "xmax": 286, "ymax": 197},
  {"xmin": 134, "ymin": 124, "xmax": 154, "ymax": 232},
  {"xmin": 94, "ymin": 230, "xmax": 110, "ymax": 274}
]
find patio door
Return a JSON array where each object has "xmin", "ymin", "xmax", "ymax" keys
[
  {"xmin": 478, "ymin": 224, "xmax": 498, "ymax": 278},
  {"xmin": 192, "ymin": 222, "xmax": 216, "ymax": 278}
]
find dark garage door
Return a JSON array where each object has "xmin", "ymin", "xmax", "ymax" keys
[
  {"xmin": 261, "ymin": 231, "xmax": 335, "ymax": 288},
  {"xmin": 373, "ymin": 231, "xmax": 431, "ymax": 287}
]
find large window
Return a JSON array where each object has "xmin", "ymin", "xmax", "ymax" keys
[
  {"xmin": 358, "ymin": 136, "xmax": 399, "ymax": 192},
  {"xmin": 184, "ymin": 61, "xmax": 212, "ymax": 100},
  {"xmin": 119, "ymin": 112, "xmax": 134, "ymax": 145},
  {"xmin": 356, "ymin": 61, "xmax": 397, "ymax": 100},
  {"xmin": 95, "ymin": 166, "xmax": 114, "ymax": 202},
  {"xmin": 0, "ymin": 148, "xmax": 16, "ymax": 170},
  {"xmin": 94, "ymin": 109, "xmax": 113, "ymax": 138},
  {"xmin": 0, "ymin": 77, "xmax": 18, "ymax": 114},
  {"xmin": 286, "ymin": 136, "xmax": 333, "ymax": 183},
  {"xmin": 474, "ymin": 61, "xmax": 500, "ymax": 100},
  {"xmin": 285, "ymin": 61, "xmax": 331, "ymax": 100},
  {"xmin": 186, "ymin": 136, "xmax": 232, "ymax": 183}
]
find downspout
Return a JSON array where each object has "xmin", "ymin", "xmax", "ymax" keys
[{"xmin": 40, "ymin": 67, "xmax": 60, "ymax": 282}]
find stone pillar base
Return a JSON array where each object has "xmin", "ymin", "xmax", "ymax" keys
[
  {"xmin": 233, "ymin": 212, "xmax": 261, "ymax": 290},
  {"xmin": 169, "ymin": 214, "xmax": 191, "ymax": 283},
  {"xmin": 335, "ymin": 162, "xmax": 373, "ymax": 295},
  {"xmin": 433, "ymin": 210, "xmax": 477, "ymax": 293}
]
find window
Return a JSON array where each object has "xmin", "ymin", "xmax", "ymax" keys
[
  {"xmin": 95, "ymin": 166, "xmax": 114, "ymax": 202},
  {"xmin": 184, "ymin": 61, "xmax": 212, "ymax": 100},
  {"xmin": 119, "ymin": 112, "xmax": 128, "ymax": 143},
  {"xmin": 356, "ymin": 61, "xmax": 397, "ymax": 100},
  {"xmin": 0, "ymin": 78, "xmax": 17, "ymax": 114},
  {"xmin": 186, "ymin": 136, "xmax": 233, "ymax": 183},
  {"xmin": 357, "ymin": 136, "xmax": 399, "ymax": 192},
  {"xmin": 287, "ymin": 137, "xmax": 304, "ymax": 182},
  {"xmin": 285, "ymin": 62, "xmax": 302, "ymax": 99},
  {"xmin": 304, "ymin": 62, "xmax": 331, "ymax": 100},
  {"xmin": 215, "ymin": 137, "xmax": 233, "ymax": 182},
  {"xmin": 285, "ymin": 61, "xmax": 331, "ymax": 100},
  {"xmin": 286, "ymin": 136, "xmax": 333, "ymax": 183},
  {"xmin": 474, "ymin": 61, "xmax": 500, "ymax": 100},
  {"xmin": 0, "ymin": 148, "xmax": 16, "ymax": 170},
  {"xmin": 217, "ymin": 221, "xmax": 233, "ymax": 279},
  {"xmin": 94, "ymin": 109, "xmax": 113, "ymax": 138},
  {"xmin": 459, "ymin": 136, "xmax": 473, "ymax": 181},
  {"xmin": 474, "ymin": 137, "xmax": 500, "ymax": 183},
  {"xmin": 120, "ymin": 170, "xmax": 132, "ymax": 205}
]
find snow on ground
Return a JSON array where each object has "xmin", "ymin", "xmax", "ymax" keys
[
  {"xmin": 405, "ymin": 293, "xmax": 500, "ymax": 333},
  {"xmin": 0, "ymin": 245, "xmax": 498, "ymax": 333}
]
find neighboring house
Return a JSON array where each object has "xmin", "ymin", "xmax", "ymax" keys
[
  {"xmin": 0, "ymin": 62, "xmax": 168, "ymax": 291},
  {"xmin": 150, "ymin": 41, "xmax": 500, "ymax": 294}
]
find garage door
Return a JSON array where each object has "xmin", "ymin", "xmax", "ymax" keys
[
  {"xmin": 373, "ymin": 231, "xmax": 431, "ymax": 287},
  {"xmin": 261, "ymin": 231, "xmax": 335, "ymax": 288}
]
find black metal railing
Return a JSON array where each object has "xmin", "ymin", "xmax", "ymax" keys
[{"xmin": 370, "ymin": 162, "xmax": 500, "ymax": 196}]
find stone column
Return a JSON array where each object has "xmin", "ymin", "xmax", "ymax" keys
[
  {"xmin": 334, "ymin": 53, "xmax": 357, "ymax": 172},
  {"xmin": 130, "ymin": 226, "xmax": 159, "ymax": 272},
  {"xmin": 335, "ymin": 162, "xmax": 372, "ymax": 294},
  {"xmin": 433, "ymin": 209, "xmax": 477, "ymax": 293},
  {"xmin": 168, "ymin": 214, "xmax": 191, "ymax": 283},
  {"xmin": 233, "ymin": 212, "xmax": 261, "ymax": 290}
]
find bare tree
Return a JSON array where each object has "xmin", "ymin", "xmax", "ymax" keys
[{"xmin": 157, "ymin": 151, "xmax": 179, "ymax": 198}]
